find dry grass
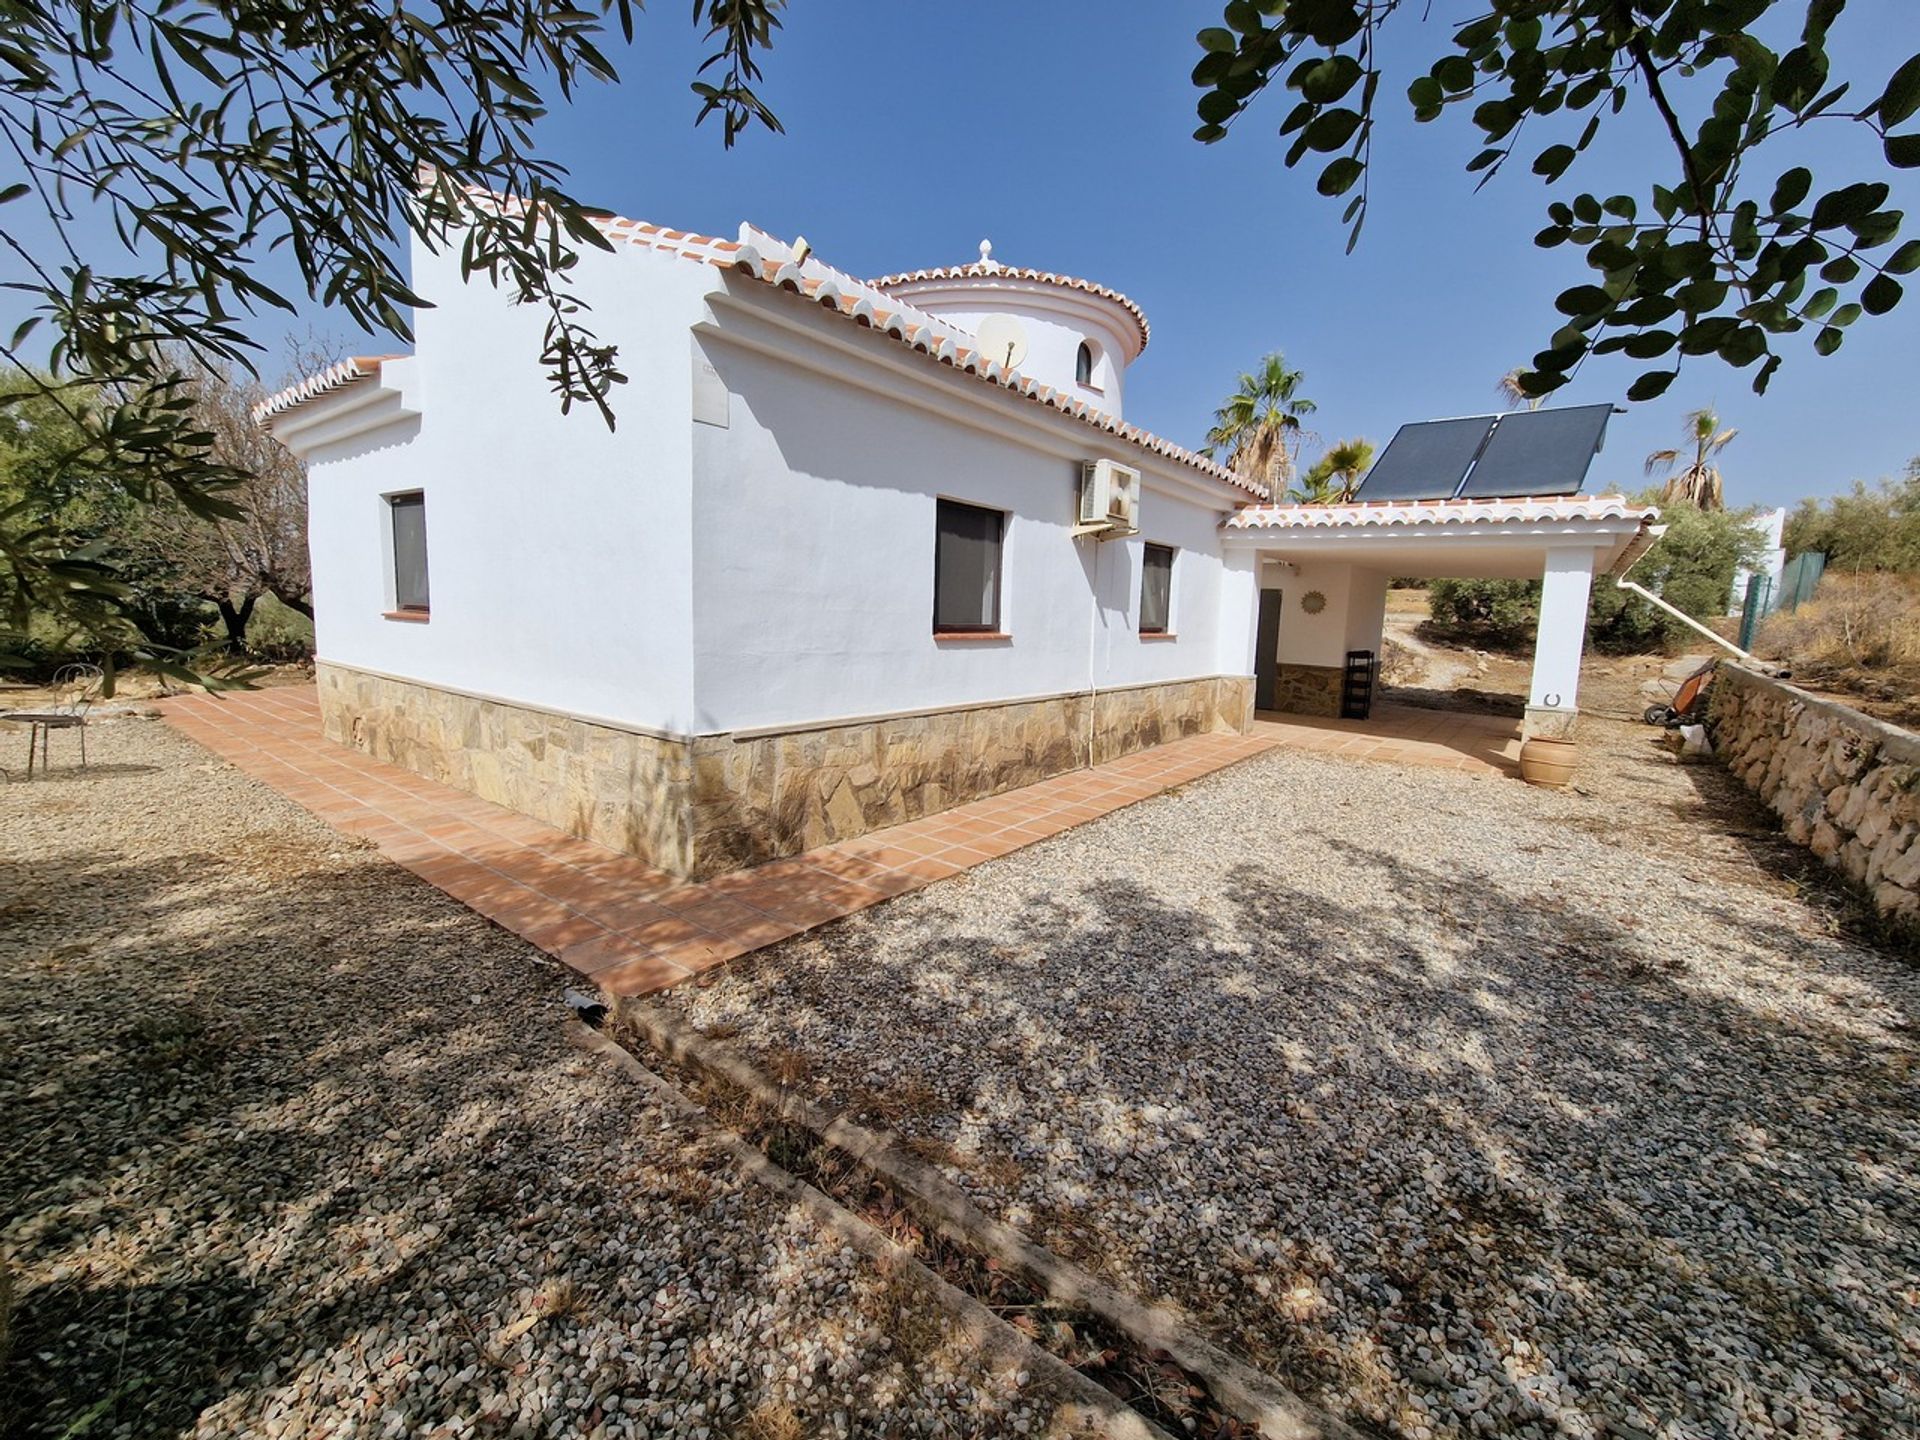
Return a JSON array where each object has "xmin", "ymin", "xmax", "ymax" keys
[
  {"xmin": 1761, "ymin": 573, "xmax": 1920, "ymax": 672},
  {"xmin": 736, "ymin": 1400, "xmax": 805, "ymax": 1440},
  {"xmin": 1759, "ymin": 574, "xmax": 1920, "ymax": 726}
]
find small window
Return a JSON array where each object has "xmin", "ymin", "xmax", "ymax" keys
[
  {"xmin": 1075, "ymin": 341, "xmax": 1095, "ymax": 387},
  {"xmin": 934, "ymin": 498, "xmax": 1004, "ymax": 633},
  {"xmin": 1140, "ymin": 543, "xmax": 1174, "ymax": 634},
  {"xmin": 388, "ymin": 492, "xmax": 430, "ymax": 613}
]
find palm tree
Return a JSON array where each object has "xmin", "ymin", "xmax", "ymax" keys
[
  {"xmin": 1287, "ymin": 436, "xmax": 1375, "ymax": 504},
  {"xmin": 1202, "ymin": 353, "xmax": 1316, "ymax": 491},
  {"xmin": 1497, "ymin": 368, "xmax": 1544, "ymax": 411},
  {"xmin": 1644, "ymin": 407, "xmax": 1736, "ymax": 510}
]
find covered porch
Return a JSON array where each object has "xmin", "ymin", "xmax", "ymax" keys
[
  {"xmin": 1249, "ymin": 699, "xmax": 1522, "ymax": 777},
  {"xmin": 1223, "ymin": 495, "xmax": 1661, "ymax": 748}
]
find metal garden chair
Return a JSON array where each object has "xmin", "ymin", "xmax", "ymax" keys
[{"xmin": 5, "ymin": 663, "xmax": 104, "ymax": 778}]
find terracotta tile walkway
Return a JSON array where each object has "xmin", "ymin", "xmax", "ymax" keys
[
  {"xmin": 157, "ymin": 686, "xmax": 1280, "ymax": 997},
  {"xmin": 1250, "ymin": 699, "xmax": 1523, "ymax": 777}
]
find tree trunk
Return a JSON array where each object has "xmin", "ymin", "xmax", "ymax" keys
[
  {"xmin": 265, "ymin": 578, "xmax": 314, "ymax": 619},
  {"xmin": 214, "ymin": 592, "xmax": 257, "ymax": 651}
]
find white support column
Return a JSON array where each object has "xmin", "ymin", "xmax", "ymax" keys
[{"xmin": 1526, "ymin": 545, "xmax": 1599, "ymax": 740}]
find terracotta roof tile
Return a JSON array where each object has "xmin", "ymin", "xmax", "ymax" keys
[
  {"xmin": 869, "ymin": 260, "xmax": 1151, "ymax": 354},
  {"xmin": 252, "ymin": 355, "xmax": 405, "ymax": 425},
  {"xmin": 257, "ymin": 186, "xmax": 1264, "ymax": 498},
  {"xmin": 1223, "ymin": 495, "xmax": 1660, "ymax": 530}
]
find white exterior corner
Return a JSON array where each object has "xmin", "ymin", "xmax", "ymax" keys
[{"xmin": 281, "ymin": 192, "xmax": 1663, "ymax": 869}]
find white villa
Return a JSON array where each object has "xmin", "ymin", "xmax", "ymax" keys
[{"xmin": 260, "ymin": 202, "xmax": 1659, "ymax": 878}]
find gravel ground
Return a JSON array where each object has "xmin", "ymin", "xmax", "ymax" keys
[
  {"xmin": 0, "ymin": 716, "xmax": 1070, "ymax": 1440},
  {"xmin": 661, "ymin": 714, "xmax": 1920, "ymax": 1440}
]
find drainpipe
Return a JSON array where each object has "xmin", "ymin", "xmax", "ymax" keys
[
  {"xmin": 1084, "ymin": 536, "xmax": 1101, "ymax": 769},
  {"xmin": 1614, "ymin": 524, "xmax": 1765, "ymax": 666}
]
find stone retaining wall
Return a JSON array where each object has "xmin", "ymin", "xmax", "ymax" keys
[
  {"xmin": 1267, "ymin": 663, "xmax": 1343, "ymax": 718},
  {"xmin": 319, "ymin": 663, "xmax": 1251, "ymax": 880},
  {"xmin": 1708, "ymin": 664, "xmax": 1920, "ymax": 923}
]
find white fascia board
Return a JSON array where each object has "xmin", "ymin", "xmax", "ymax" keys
[
  {"xmin": 1217, "ymin": 517, "xmax": 1647, "ymax": 552},
  {"xmin": 268, "ymin": 358, "xmax": 422, "ymax": 460},
  {"xmin": 698, "ymin": 285, "xmax": 1245, "ymax": 512}
]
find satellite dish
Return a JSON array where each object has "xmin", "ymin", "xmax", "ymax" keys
[{"xmin": 975, "ymin": 313, "xmax": 1029, "ymax": 371}]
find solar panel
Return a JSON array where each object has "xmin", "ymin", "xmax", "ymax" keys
[
  {"xmin": 1455, "ymin": 403, "xmax": 1613, "ymax": 499},
  {"xmin": 1349, "ymin": 416, "xmax": 1496, "ymax": 502}
]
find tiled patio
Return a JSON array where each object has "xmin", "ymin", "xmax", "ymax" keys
[
  {"xmin": 157, "ymin": 686, "xmax": 1280, "ymax": 996},
  {"xmin": 1250, "ymin": 699, "xmax": 1522, "ymax": 777}
]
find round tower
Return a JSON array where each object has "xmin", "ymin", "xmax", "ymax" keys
[{"xmin": 869, "ymin": 241, "xmax": 1149, "ymax": 419}]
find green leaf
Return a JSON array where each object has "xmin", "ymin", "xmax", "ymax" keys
[
  {"xmin": 1888, "ymin": 134, "xmax": 1920, "ymax": 168},
  {"xmin": 1886, "ymin": 240, "xmax": 1920, "ymax": 273},
  {"xmin": 1507, "ymin": 15, "xmax": 1542, "ymax": 51},
  {"xmin": 0, "ymin": 182, "xmax": 28, "ymax": 205},
  {"xmin": 1224, "ymin": 1, "xmax": 1264, "ymax": 35},
  {"xmin": 1473, "ymin": 99, "xmax": 1521, "ymax": 138},
  {"xmin": 1198, "ymin": 90, "xmax": 1241, "ymax": 123},
  {"xmin": 1408, "ymin": 75, "xmax": 1443, "ymax": 109},
  {"xmin": 1772, "ymin": 44, "xmax": 1829, "ymax": 112},
  {"xmin": 1831, "ymin": 302, "xmax": 1864, "ymax": 327},
  {"xmin": 1196, "ymin": 26, "xmax": 1237, "ymax": 53},
  {"xmin": 1623, "ymin": 330, "xmax": 1677, "ymax": 358},
  {"xmin": 1298, "ymin": 55, "xmax": 1362, "ymax": 103},
  {"xmin": 1802, "ymin": 286, "xmax": 1839, "ymax": 318},
  {"xmin": 1435, "ymin": 55, "xmax": 1475, "ymax": 93},
  {"xmin": 1770, "ymin": 167, "xmax": 1812, "ymax": 214},
  {"xmin": 1814, "ymin": 325, "xmax": 1844, "ymax": 355},
  {"xmin": 1717, "ymin": 325, "xmax": 1769, "ymax": 367},
  {"xmin": 1532, "ymin": 144, "xmax": 1576, "ymax": 180},
  {"xmin": 1303, "ymin": 108, "xmax": 1363, "ymax": 151},
  {"xmin": 1555, "ymin": 284, "xmax": 1614, "ymax": 316},
  {"xmin": 1863, "ymin": 273, "xmax": 1904, "ymax": 314},
  {"xmin": 1876, "ymin": 53, "xmax": 1920, "ymax": 126},
  {"xmin": 1318, "ymin": 156, "xmax": 1364, "ymax": 197},
  {"xmin": 1821, "ymin": 254, "xmax": 1861, "ymax": 283},
  {"xmin": 1811, "ymin": 182, "xmax": 1891, "ymax": 231},
  {"xmin": 1626, "ymin": 370, "xmax": 1677, "ymax": 401}
]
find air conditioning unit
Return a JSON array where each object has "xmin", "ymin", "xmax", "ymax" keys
[{"xmin": 1077, "ymin": 459, "xmax": 1140, "ymax": 536}]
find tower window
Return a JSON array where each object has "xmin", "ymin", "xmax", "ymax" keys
[{"xmin": 1075, "ymin": 342, "xmax": 1096, "ymax": 387}]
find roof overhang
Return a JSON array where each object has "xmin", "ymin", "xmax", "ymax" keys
[
  {"xmin": 256, "ymin": 355, "xmax": 421, "ymax": 460},
  {"xmin": 1221, "ymin": 495, "xmax": 1661, "ymax": 580}
]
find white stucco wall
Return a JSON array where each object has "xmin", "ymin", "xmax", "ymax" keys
[
  {"xmin": 686, "ymin": 306, "xmax": 1245, "ymax": 735},
  {"xmin": 302, "ymin": 236, "xmax": 716, "ymax": 733},
  {"xmin": 299, "ymin": 240, "xmax": 1250, "ymax": 741},
  {"xmin": 1256, "ymin": 559, "xmax": 1390, "ymax": 669},
  {"xmin": 1728, "ymin": 505, "xmax": 1788, "ymax": 616}
]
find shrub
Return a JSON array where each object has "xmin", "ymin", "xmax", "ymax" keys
[
  {"xmin": 1783, "ymin": 465, "xmax": 1920, "ymax": 575},
  {"xmin": 1424, "ymin": 499, "xmax": 1761, "ymax": 654},
  {"xmin": 1427, "ymin": 578, "xmax": 1539, "ymax": 647},
  {"xmin": 235, "ymin": 596, "xmax": 314, "ymax": 664}
]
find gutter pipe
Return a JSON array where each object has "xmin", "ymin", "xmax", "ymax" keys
[{"xmin": 1613, "ymin": 523, "xmax": 1768, "ymax": 667}]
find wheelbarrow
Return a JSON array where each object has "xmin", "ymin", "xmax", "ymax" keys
[{"xmin": 1643, "ymin": 658, "xmax": 1717, "ymax": 728}]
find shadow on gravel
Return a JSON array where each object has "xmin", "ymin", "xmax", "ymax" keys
[
  {"xmin": 1661, "ymin": 723, "xmax": 1920, "ymax": 963},
  {"xmin": 0, "ymin": 845, "xmax": 616, "ymax": 1440},
  {"xmin": 698, "ymin": 835, "xmax": 1920, "ymax": 1438}
]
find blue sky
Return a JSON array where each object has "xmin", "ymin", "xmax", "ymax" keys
[
  {"xmin": 518, "ymin": 0, "xmax": 1920, "ymax": 510},
  {"xmin": 30, "ymin": 0, "xmax": 1920, "ymax": 510}
]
